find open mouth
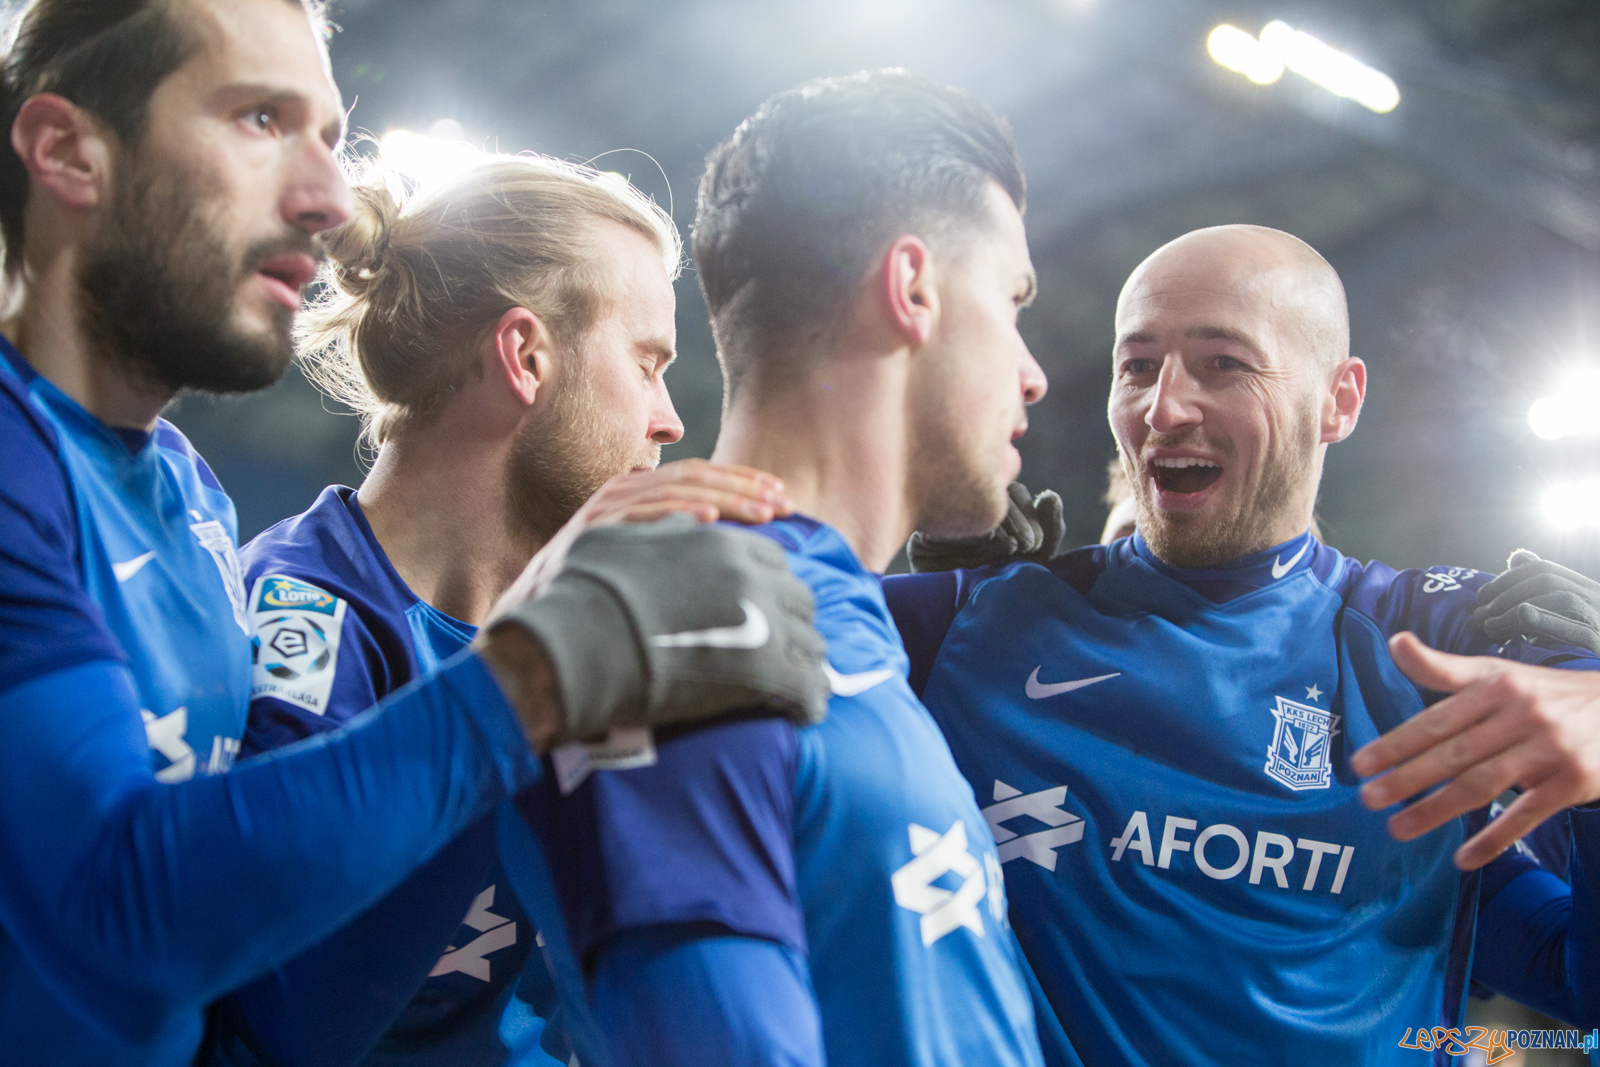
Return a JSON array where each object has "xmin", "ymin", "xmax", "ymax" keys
[{"xmin": 1150, "ymin": 456, "xmax": 1223, "ymax": 495}]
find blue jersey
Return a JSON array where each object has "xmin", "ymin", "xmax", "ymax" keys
[
  {"xmin": 0, "ymin": 334, "xmax": 539, "ymax": 1066},
  {"xmin": 227, "ymin": 486, "xmax": 567, "ymax": 1067},
  {"xmin": 884, "ymin": 531, "xmax": 1600, "ymax": 1067},
  {"xmin": 525, "ymin": 515, "xmax": 1051, "ymax": 1067},
  {"xmin": 0, "ymin": 340, "xmax": 252, "ymax": 782}
]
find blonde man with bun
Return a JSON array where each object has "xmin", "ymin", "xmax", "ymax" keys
[{"xmin": 216, "ymin": 155, "xmax": 802, "ymax": 1066}]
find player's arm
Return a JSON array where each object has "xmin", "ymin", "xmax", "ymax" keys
[
  {"xmin": 521, "ymin": 715, "xmax": 823, "ymax": 1067},
  {"xmin": 0, "ymin": 407, "xmax": 826, "ymax": 1047},
  {"xmin": 1470, "ymin": 808, "xmax": 1600, "ymax": 1027}
]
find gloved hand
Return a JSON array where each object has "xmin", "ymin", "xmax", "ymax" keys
[
  {"xmin": 490, "ymin": 515, "xmax": 829, "ymax": 744},
  {"xmin": 907, "ymin": 482, "xmax": 1065, "ymax": 574},
  {"xmin": 1474, "ymin": 549, "xmax": 1600, "ymax": 654}
]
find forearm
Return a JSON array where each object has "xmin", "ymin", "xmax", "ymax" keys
[
  {"xmin": 590, "ymin": 924, "xmax": 825, "ymax": 1067},
  {"xmin": 0, "ymin": 650, "xmax": 538, "ymax": 1040}
]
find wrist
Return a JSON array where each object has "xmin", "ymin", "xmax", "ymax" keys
[{"xmin": 477, "ymin": 624, "xmax": 563, "ymax": 753}]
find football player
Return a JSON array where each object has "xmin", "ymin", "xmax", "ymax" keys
[
  {"xmin": 516, "ymin": 70, "xmax": 1075, "ymax": 1067},
  {"xmin": 220, "ymin": 156, "xmax": 797, "ymax": 1066},
  {"xmin": 885, "ymin": 224, "xmax": 1600, "ymax": 1065},
  {"xmin": 0, "ymin": 1, "xmax": 824, "ymax": 1062}
]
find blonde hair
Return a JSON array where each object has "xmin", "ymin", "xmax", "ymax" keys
[{"xmin": 298, "ymin": 153, "xmax": 683, "ymax": 447}]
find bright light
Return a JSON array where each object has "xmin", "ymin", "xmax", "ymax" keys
[
  {"xmin": 1527, "ymin": 367, "xmax": 1600, "ymax": 440},
  {"xmin": 378, "ymin": 127, "xmax": 483, "ymax": 186},
  {"xmin": 1207, "ymin": 20, "xmax": 1399, "ymax": 114},
  {"xmin": 1542, "ymin": 480, "xmax": 1600, "ymax": 530},
  {"xmin": 1207, "ymin": 25, "xmax": 1284, "ymax": 85}
]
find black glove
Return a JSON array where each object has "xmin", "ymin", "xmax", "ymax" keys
[
  {"xmin": 1474, "ymin": 549, "xmax": 1600, "ymax": 654},
  {"xmin": 494, "ymin": 515, "xmax": 829, "ymax": 744},
  {"xmin": 907, "ymin": 482, "xmax": 1065, "ymax": 574}
]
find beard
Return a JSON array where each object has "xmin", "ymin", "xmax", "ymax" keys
[
  {"xmin": 77, "ymin": 149, "xmax": 313, "ymax": 396},
  {"xmin": 507, "ymin": 347, "xmax": 659, "ymax": 546},
  {"xmin": 1128, "ymin": 402, "xmax": 1319, "ymax": 569}
]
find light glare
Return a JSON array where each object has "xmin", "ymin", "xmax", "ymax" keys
[
  {"xmin": 1542, "ymin": 480, "xmax": 1600, "ymax": 530},
  {"xmin": 1527, "ymin": 367, "xmax": 1600, "ymax": 440},
  {"xmin": 1207, "ymin": 20, "xmax": 1399, "ymax": 114},
  {"xmin": 378, "ymin": 128, "xmax": 484, "ymax": 186}
]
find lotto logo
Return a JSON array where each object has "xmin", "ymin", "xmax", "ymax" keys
[{"xmin": 1110, "ymin": 811, "xmax": 1354, "ymax": 893}]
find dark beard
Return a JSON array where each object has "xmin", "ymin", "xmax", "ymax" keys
[
  {"xmin": 507, "ymin": 349, "xmax": 657, "ymax": 546},
  {"xmin": 1129, "ymin": 402, "xmax": 1319, "ymax": 569},
  {"xmin": 78, "ymin": 151, "xmax": 311, "ymax": 396}
]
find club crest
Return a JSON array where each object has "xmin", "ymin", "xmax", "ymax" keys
[{"xmin": 1264, "ymin": 695, "xmax": 1340, "ymax": 791}]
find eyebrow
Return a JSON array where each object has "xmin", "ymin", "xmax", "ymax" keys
[
  {"xmin": 642, "ymin": 339, "xmax": 677, "ymax": 366},
  {"xmin": 1114, "ymin": 325, "xmax": 1265, "ymax": 356}
]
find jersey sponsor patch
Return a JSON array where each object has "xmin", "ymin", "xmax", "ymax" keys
[{"xmin": 249, "ymin": 574, "xmax": 346, "ymax": 715}]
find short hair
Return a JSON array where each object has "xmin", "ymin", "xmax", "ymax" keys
[
  {"xmin": 693, "ymin": 69, "xmax": 1024, "ymax": 395},
  {"xmin": 0, "ymin": 0, "xmax": 326, "ymax": 275},
  {"xmin": 298, "ymin": 154, "xmax": 683, "ymax": 448}
]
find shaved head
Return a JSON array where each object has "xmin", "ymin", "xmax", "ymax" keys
[
  {"xmin": 1118, "ymin": 225, "xmax": 1349, "ymax": 370},
  {"xmin": 1107, "ymin": 225, "xmax": 1365, "ymax": 568}
]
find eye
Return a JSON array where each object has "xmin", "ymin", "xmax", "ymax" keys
[
  {"xmin": 1214, "ymin": 354, "xmax": 1246, "ymax": 371},
  {"xmin": 243, "ymin": 106, "xmax": 278, "ymax": 133},
  {"xmin": 1121, "ymin": 358, "xmax": 1156, "ymax": 377}
]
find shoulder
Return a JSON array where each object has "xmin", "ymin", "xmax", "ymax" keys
[
  {"xmin": 1335, "ymin": 557, "xmax": 1495, "ymax": 655},
  {"xmin": 150, "ymin": 418, "xmax": 226, "ymax": 494}
]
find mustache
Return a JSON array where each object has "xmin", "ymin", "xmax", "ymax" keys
[{"xmin": 240, "ymin": 230, "xmax": 324, "ymax": 275}]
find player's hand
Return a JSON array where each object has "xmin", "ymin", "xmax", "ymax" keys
[
  {"xmin": 482, "ymin": 515, "xmax": 828, "ymax": 750},
  {"xmin": 1475, "ymin": 549, "xmax": 1600, "ymax": 654},
  {"xmin": 489, "ymin": 460, "xmax": 790, "ymax": 617},
  {"xmin": 1351, "ymin": 631, "xmax": 1600, "ymax": 869},
  {"xmin": 907, "ymin": 482, "xmax": 1065, "ymax": 573}
]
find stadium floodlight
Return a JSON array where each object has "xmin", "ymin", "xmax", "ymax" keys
[
  {"xmin": 378, "ymin": 127, "xmax": 483, "ymax": 186},
  {"xmin": 1528, "ymin": 367, "xmax": 1600, "ymax": 440},
  {"xmin": 1207, "ymin": 24, "xmax": 1284, "ymax": 86},
  {"xmin": 1207, "ymin": 20, "xmax": 1400, "ymax": 114},
  {"xmin": 1542, "ymin": 480, "xmax": 1600, "ymax": 530}
]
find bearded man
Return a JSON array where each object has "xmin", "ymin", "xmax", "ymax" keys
[{"xmin": 885, "ymin": 224, "xmax": 1600, "ymax": 1065}]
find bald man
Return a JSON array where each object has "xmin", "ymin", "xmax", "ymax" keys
[{"xmin": 883, "ymin": 225, "xmax": 1600, "ymax": 1065}]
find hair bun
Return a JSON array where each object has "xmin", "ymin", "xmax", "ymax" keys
[{"xmin": 322, "ymin": 180, "xmax": 401, "ymax": 291}]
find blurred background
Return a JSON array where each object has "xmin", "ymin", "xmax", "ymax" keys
[
  {"xmin": 165, "ymin": 2, "xmax": 1599, "ymax": 1059},
  {"xmin": 169, "ymin": 0, "xmax": 1600, "ymax": 583}
]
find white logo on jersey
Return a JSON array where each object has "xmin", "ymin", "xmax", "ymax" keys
[
  {"xmin": 891, "ymin": 820, "xmax": 989, "ymax": 946},
  {"xmin": 1271, "ymin": 540, "xmax": 1310, "ymax": 579},
  {"xmin": 429, "ymin": 884, "xmax": 518, "ymax": 982},
  {"xmin": 823, "ymin": 663, "xmax": 895, "ymax": 697},
  {"xmin": 189, "ymin": 520, "xmax": 249, "ymax": 634},
  {"xmin": 1264, "ymin": 695, "xmax": 1340, "ymax": 791},
  {"xmin": 1420, "ymin": 566, "xmax": 1478, "ymax": 594},
  {"xmin": 982, "ymin": 780, "xmax": 1084, "ymax": 870},
  {"xmin": 1110, "ymin": 810, "xmax": 1355, "ymax": 893},
  {"xmin": 249, "ymin": 575, "xmax": 346, "ymax": 716},
  {"xmin": 1024, "ymin": 668, "xmax": 1120, "ymax": 700},
  {"xmin": 650, "ymin": 598, "xmax": 769, "ymax": 649},
  {"xmin": 112, "ymin": 551, "xmax": 157, "ymax": 583},
  {"xmin": 142, "ymin": 707, "xmax": 196, "ymax": 783}
]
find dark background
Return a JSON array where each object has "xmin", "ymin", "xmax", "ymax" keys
[{"xmin": 169, "ymin": 0, "xmax": 1600, "ymax": 579}]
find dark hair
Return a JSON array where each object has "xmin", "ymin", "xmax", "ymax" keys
[
  {"xmin": 692, "ymin": 69, "xmax": 1025, "ymax": 395},
  {"xmin": 0, "ymin": 0, "xmax": 323, "ymax": 275}
]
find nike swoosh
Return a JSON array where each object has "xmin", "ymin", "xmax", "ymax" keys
[
  {"xmin": 1271, "ymin": 540, "xmax": 1310, "ymax": 580},
  {"xmin": 651, "ymin": 598, "xmax": 770, "ymax": 650},
  {"xmin": 112, "ymin": 551, "xmax": 157, "ymax": 583},
  {"xmin": 1025, "ymin": 667, "xmax": 1121, "ymax": 700},
  {"xmin": 824, "ymin": 663, "xmax": 895, "ymax": 697}
]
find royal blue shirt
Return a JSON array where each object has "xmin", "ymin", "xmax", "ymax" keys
[
  {"xmin": 0, "ymin": 338, "xmax": 538, "ymax": 1066},
  {"xmin": 225, "ymin": 486, "xmax": 571, "ymax": 1067},
  {"xmin": 884, "ymin": 531, "xmax": 1600, "ymax": 1066},
  {"xmin": 521, "ymin": 516, "xmax": 1054, "ymax": 1067}
]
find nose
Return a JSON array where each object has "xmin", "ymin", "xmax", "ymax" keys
[
  {"xmin": 649, "ymin": 380, "xmax": 685, "ymax": 445},
  {"xmin": 280, "ymin": 136, "xmax": 354, "ymax": 236},
  {"xmin": 1020, "ymin": 346, "xmax": 1048, "ymax": 406},
  {"xmin": 1146, "ymin": 357, "xmax": 1202, "ymax": 435}
]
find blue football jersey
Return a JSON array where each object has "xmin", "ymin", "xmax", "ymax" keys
[
  {"xmin": 528, "ymin": 515, "xmax": 1050, "ymax": 1067},
  {"xmin": 885, "ymin": 531, "xmax": 1600, "ymax": 1067},
  {"xmin": 230, "ymin": 486, "xmax": 567, "ymax": 1067},
  {"xmin": 0, "ymin": 338, "xmax": 251, "ymax": 783}
]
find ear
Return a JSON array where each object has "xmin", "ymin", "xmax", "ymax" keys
[
  {"xmin": 882, "ymin": 235, "xmax": 938, "ymax": 347},
  {"xmin": 1320, "ymin": 356, "xmax": 1365, "ymax": 444},
  {"xmin": 488, "ymin": 307, "xmax": 555, "ymax": 407},
  {"xmin": 11, "ymin": 93, "xmax": 114, "ymax": 213}
]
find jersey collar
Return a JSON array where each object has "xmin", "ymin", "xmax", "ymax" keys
[{"xmin": 1127, "ymin": 529, "xmax": 1325, "ymax": 603}]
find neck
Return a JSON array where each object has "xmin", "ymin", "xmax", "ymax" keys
[
  {"xmin": 357, "ymin": 404, "xmax": 540, "ymax": 627},
  {"xmin": 2, "ymin": 246, "xmax": 175, "ymax": 429},
  {"xmin": 712, "ymin": 349, "xmax": 915, "ymax": 573}
]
